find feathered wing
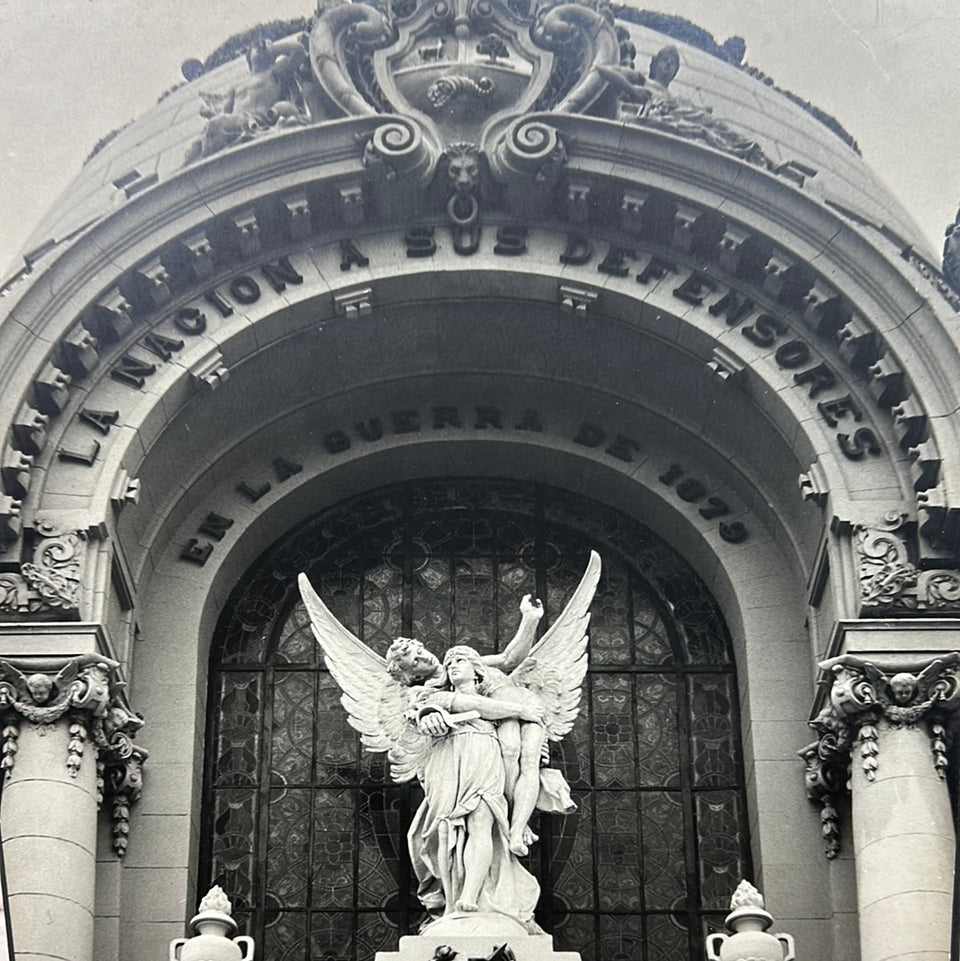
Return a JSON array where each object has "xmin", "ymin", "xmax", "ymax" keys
[
  {"xmin": 297, "ymin": 574, "xmax": 430, "ymax": 781},
  {"xmin": 512, "ymin": 550, "xmax": 601, "ymax": 740}
]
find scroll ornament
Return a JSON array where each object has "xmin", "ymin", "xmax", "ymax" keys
[
  {"xmin": 855, "ymin": 513, "xmax": 960, "ymax": 613},
  {"xmin": 799, "ymin": 652, "xmax": 960, "ymax": 857},
  {"xmin": 0, "ymin": 654, "xmax": 148, "ymax": 856},
  {"xmin": 0, "ymin": 521, "xmax": 90, "ymax": 619}
]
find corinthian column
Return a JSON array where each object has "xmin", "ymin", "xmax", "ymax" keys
[
  {"xmin": 0, "ymin": 655, "xmax": 146, "ymax": 961},
  {"xmin": 810, "ymin": 653, "xmax": 959, "ymax": 961}
]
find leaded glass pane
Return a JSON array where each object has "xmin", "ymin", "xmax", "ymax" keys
[
  {"xmin": 452, "ymin": 555, "xmax": 496, "ymax": 650},
  {"xmin": 641, "ymin": 792, "xmax": 686, "ymax": 910},
  {"xmin": 312, "ymin": 789, "xmax": 358, "ymax": 908},
  {"xmin": 554, "ymin": 912, "xmax": 596, "ymax": 961},
  {"xmin": 210, "ymin": 787, "xmax": 258, "ymax": 918},
  {"xmin": 316, "ymin": 674, "xmax": 360, "ymax": 783},
  {"xmin": 589, "ymin": 563, "xmax": 631, "ymax": 666},
  {"xmin": 688, "ymin": 674, "xmax": 738, "ymax": 787},
  {"xmin": 599, "ymin": 913, "xmax": 645, "ymax": 961},
  {"xmin": 205, "ymin": 479, "xmax": 748, "ymax": 961},
  {"xmin": 310, "ymin": 911, "xmax": 354, "ymax": 960},
  {"xmin": 591, "ymin": 675, "xmax": 636, "ymax": 787},
  {"xmin": 635, "ymin": 674, "xmax": 680, "ymax": 787},
  {"xmin": 552, "ymin": 791, "xmax": 593, "ymax": 910},
  {"xmin": 595, "ymin": 792, "xmax": 642, "ymax": 910},
  {"xmin": 264, "ymin": 910, "xmax": 307, "ymax": 961},
  {"xmin": 696, "ymin": 790, "xmax": 747, "ymax": 910},
  {"xmin": 362, "ymin": 562, "xmax": 403, "ymax": 651},
  {"xmin": 647, "ymin": 913, "xmax": 689, "ymax": 961},
  {"xmin": 270, "ymin": 672, "xmax": 314, "ymax": 784},
  {"xmin": 267, "ymin": 788, "xmax": 312, "ymax": 908},
  {"xmin": 215, "ymin": 673, "xmax": 262, "ymax": 786}
]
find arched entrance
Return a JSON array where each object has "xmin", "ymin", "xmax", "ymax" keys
[{"xmin": 204, "ymin": 479, "xmax": 750, "ymax": 961}]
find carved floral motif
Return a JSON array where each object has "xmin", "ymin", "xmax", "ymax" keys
[
  {"xmin": 800, "ymin": 652, "xmax": 960, "ymax": 857},
  {"xmin": 0, "ymin": 654, "xmax": 147, "ymax": 856},
  {"xmin": 855, "ymin": 513, "xmax": 960, "ymax": 613},
  {"xmin": 0, "ymin": 522, "xmax": 90, "ymax": 619}
]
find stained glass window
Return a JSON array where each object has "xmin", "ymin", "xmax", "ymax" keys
[{"xmin": 203, "ymin": 480, "xmax": 750, "ymax": 960}]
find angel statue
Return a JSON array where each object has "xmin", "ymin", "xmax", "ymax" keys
[{"xmin": 297, "ymin": 550, "xmax": 600, "ymax": 931}]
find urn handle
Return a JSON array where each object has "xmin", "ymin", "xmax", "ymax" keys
[
  {"xmin": 777, "ymin": 932, "xmax": 796, "ymax": 961},
  {"xmin": 705, "ymin": 931, "xmax": 726, "ymax": 961},
  {"xmin": 169, "ymin": 938, "xmax": 187, "ymax": 961},
  {"xmin": 235, "ymin": 935, "xmax": 256, "ymax": 960}
]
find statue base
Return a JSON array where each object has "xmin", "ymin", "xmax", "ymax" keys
[{"xmin": 376, "ymin": 915, "xmax": 581, "ymax": 961}]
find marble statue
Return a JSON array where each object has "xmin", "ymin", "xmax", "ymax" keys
[{"xmin": 298, "ymin": 550, "xmax": 600, "ymax": 931}]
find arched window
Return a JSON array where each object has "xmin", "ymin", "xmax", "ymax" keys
[{"xmin": 203, "ymin": 480, "xmax": 750, "ymax": 960}]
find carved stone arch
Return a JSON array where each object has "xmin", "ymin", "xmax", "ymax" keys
[
  {"xmin": 0, "ymin": 227, "xmax": 948, "ymax": 629},
  {"xmin": 128, "ymin": 431, "xmax": 814, "ymax": 938}
]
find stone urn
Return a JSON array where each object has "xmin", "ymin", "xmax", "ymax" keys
[
  {"xmin": 705, "ymin": 880, "xmax": 795, "ymax": 961},
  {"xmin": 170, "ymin": 886, "xmax": 255, "ymax": 961}
]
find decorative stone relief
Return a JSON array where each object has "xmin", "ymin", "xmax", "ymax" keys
[
  {"xmin": 606, "ymin": 44, "xmax": 785, "ymax": 174},
  {"xmin": 0, "ymin": 654, "xmax": 147, "ymax": 856},
  {"xmin": 186, "ymin": 34, "xmax": 313, "ymax": 162},
  {"xmin": 0, "ymin": 522, "xmax": 93, "ymax": 618},
  {"xmin": 943, "ymin": 205, "xmax": 960, "ymax": 296},
  {"xmin": 854, "ymin": 512, "xmax": 960, "ymax": 613},
  {"xmin": 800, "ymin": 652, "xmax": 960, "ymax": 857}
]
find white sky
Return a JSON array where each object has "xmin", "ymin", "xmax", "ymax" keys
[{"xmin": 0, "ymin": 0, "xmax": 958, "ymax": 276}]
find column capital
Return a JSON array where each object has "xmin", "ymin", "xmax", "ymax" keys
[
  {"xmin": 0, "ymin": 652, "xmax": 148, "ymax": 856},
  {"xmin": 799, "ymin": 650, "xmax": 960, "ymax": 857}
]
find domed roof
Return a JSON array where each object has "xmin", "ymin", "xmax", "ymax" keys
[{"xmin": 15, "ymin": 2, "xmax": 932, "ymax": 268}]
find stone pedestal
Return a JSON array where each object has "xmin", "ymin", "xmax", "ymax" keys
[
  {"xmin": 376, "ymin": 914, "xmax": 580, "ymax": 961},
  {"xmin": 377, "ymin": 934, "xmax": 580, "ymax": 961}
]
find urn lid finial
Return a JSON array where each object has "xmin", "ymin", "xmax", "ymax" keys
[{"xmin": 198, "ymin": 885, "xmax": 234, "ymax": 916}]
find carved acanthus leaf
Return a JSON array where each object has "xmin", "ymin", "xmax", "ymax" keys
[{"xmin": 853, "ymin": 514, "xmax": 960, "ymax": 614}]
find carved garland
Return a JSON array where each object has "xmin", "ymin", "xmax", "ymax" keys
[{"xmin": 0, "ymin": 654, "xmax": 147, "ymax": 856}]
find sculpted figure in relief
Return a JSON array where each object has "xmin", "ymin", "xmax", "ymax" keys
[
  {"xmin": 606, "ymin": 45, "xmax": 773, "ymax": 170},
  {"xmin": 298, "ymin": 550, "xmax": 600, "ymax": 929},
  {"xmin": 190, "ymin": 35, "xmax": 310, "ymax": 160}
]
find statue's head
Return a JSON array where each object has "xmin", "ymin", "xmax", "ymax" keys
[
  {"xmin": 649, "ymin": 46, "xmax": 680, "ymax": 87},
  {"xmin": 386, "ymin": 637, "xmax": 442, "ymax": 686},
  {"xmin": 246, "ymin": 40, "xmax": 272, "ymax": 72},
  {"xmin": 443, "ymin": 645, "xmax": 486, "ymax": 687}
]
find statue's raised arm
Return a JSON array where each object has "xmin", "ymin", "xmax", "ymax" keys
[{"xmin": 297, "ymin": 551, "xmax": 602, "ymax": 935}]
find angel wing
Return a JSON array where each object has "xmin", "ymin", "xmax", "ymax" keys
[
  {"xmin": 511, "ymin": 550, "xmax": 600, "ymax": 740},
  {"xmin": 297, "ymin": 574, "xmax": 431, "ymax": 782}
]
